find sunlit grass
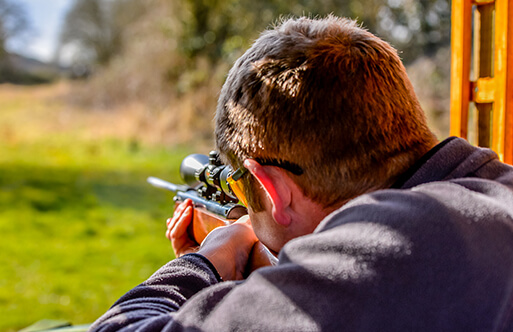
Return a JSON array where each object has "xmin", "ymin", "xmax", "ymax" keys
[{"xmin": 0, "ymin": 83, "xmax": 203, "ymax": 331}]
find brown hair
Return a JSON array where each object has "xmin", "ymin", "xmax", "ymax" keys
[{"xmin": 215, "ymin": 15, "xmax": 437, "ymax": 209}]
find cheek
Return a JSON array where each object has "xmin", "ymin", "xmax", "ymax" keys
[
  {"xmin": 248, "ymin": 209, "xmax": 285, "ymax": 253},
  {"xmin": 248, "ymin": 210, "xmax": 273, "ymax": 247},
  {"xmin": 247, "ymin": 209, "xmax": 265, "ymax": 239}
]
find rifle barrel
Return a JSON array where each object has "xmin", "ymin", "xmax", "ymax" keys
[{"xmin": 147, "ymin": 176, "xmax": 189, "ymax": 193}]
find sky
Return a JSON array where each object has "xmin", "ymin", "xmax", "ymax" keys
[{"xmin": 6, "ymin": 0, "xmax": 73, "ymax": 63}]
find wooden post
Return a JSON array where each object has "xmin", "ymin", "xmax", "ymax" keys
[
  {"xmin": 450, "ymin": 0, "xmax": 513, "ymax": 164},
  {"xmin": 475, "ymin": 4, "xmax": 493, "ymax": 148},
  {"xmin": 493, "ymin": 0, "xmax": 513, "ymax": 164},
  {"xmin": 450, "ymin": 0, "xmax": 473, "ymax": 139}
]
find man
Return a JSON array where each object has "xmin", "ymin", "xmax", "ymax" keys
[{"xmin": 90, "ymin": 16, "xmax": 513, "ymax": 331}]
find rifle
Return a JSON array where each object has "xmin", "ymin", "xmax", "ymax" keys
[{"xmin": 147, "ymin": 151, "xmax": 247, "ymax": 243}]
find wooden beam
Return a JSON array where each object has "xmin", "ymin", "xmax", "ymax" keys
[
  {"xmin": 493, "ymin": 0, "xmax": 513, "ymax": 163},
  {"xmin": 450, "ymin": 0, "xmax": 473, "ymax": 139},
  {"xmin": 471, "ymin": 78, "xmax": 495, "ymax": 103},
  {"xmin": 507, "ymin": 5, "xmax": 513, "ymax": 165},
  {"xmin": 473, "ymin": 0, "xmax": 495, "ymax": 5},
  {"xmin": 474, "ymin": 4, "xmax": 494, "ymax": 147}
]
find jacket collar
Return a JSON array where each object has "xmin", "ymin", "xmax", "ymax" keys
[{"xmin": 392, "ymin": 137, "xmax": 498, "ymax": 189}]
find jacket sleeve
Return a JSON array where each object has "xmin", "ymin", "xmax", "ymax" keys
[
  {"xmin": 88, "ymin": 253, "xmax": 223, "ymax": 332},
  {"xmin": 89, "ymin": 180, "xmax": 513, "ymax": 332}
]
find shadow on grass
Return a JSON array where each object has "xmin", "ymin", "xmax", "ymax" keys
[
  {"xmin": 0, "ymin": 164, "xmax": 179, "ymax": 331},
  {"xmin": 0, "ymin": 164, "xmax": 178, "ymax": 213}
]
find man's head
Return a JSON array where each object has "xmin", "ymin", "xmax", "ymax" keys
[{"xmin": 215, "ymin": 16, "xmax": 437, "ymax": 250}]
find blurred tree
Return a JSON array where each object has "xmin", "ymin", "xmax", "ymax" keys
[
  {"xmin": 0, "ymin": 0, "xmax": 29, "ymax": 58},
  {"xmin": 177, "ymin": 0, "xmax": 450, "ymax": 70},
  {"xmin": 58, "ymin": 0, "xmax": 113, "ymax": 68},
  {"xmin": 63, "ymin": 0, "xmax": 452, "ymax": 140},
  {"xmin": 0, "ymin": 0, "xmax": 30, "ymax": 81},
  {"xmin": 57, "ymin": 0, "xmax": 145, "ymax": 70},
  {"xmin": 371, "ymin": 0, "xmax": 451, "ymax": 64}
]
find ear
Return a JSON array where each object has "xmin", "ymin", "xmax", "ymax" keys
[{"xmin": 244, "ymin": 159, "xmax": 292, "ymax": 227}]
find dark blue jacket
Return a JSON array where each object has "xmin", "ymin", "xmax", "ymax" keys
[{"xmin": 90, "ymin": 137, "xmax": 513, "ymax": 331}]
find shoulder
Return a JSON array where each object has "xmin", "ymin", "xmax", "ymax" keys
[
  {"xmin": 274, "ymin": 179, "xmax": 513, "ymax": 329},
  {"xmin": 283, "ymin": 178, "xmax": 513, "ymax": 291},
  {"xmin": 319, "ymin": 178, "xmax": 513, "ymax": 235}
]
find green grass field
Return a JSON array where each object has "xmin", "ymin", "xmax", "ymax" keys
[{"xmin": 0, "ymin": 84, "xmax": 200, "ymax": 331}]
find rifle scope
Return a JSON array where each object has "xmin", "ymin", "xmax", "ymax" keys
[{"xmin": 180, "ymin": 151, "xmax": 239, "ymax": 204}]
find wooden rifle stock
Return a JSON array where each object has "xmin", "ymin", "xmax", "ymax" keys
[
  {"xmin": 148, "ymin": 176, "xmax": 277, "ymax": 272},
  {"xmin": 188, "ymin": 205, "xmax": 237, "ymax": 243}
]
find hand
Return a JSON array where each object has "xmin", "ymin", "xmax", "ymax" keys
[
  {"xmin": 245, "ymin": 241, "xmax": 279, "ymax": 277},
  {"xmin": 197, "ymin": 215, "xmax": 258, "ymax": 281},
  {"xmin": 166, "ymin": 199, "xmax": 199, "ymax": 257}
]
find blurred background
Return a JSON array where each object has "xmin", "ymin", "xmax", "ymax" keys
[{"xmin": 0, "ymin": 0, "xmax": 451, "ymax": 330}]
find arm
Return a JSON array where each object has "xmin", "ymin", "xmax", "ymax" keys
[
  {"xmin": 90, "ymin": 199, "xmax": 273, "ymax": 332},
  {"xmin": 88, "ymin": 254, "xmax": 222, "ymax": 332},
  {"xmin": 91, "ymin": 182, "xmax": 513, "ymax": 331},
  {"xmin": 90, "ymin": 200, "xmax": 261, "ymax": 332}
]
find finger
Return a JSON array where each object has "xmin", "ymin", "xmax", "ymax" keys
[
  {"xmin": 167, "ymin": 206, "xmax": 184, "ymax": 228},
  {"xmin": 167, "ymin": 199, "xmax": 193, "ymax": 228},
  {"xmin": 169, "ymin": 206, "xmax": 196, "ymax": 256},
  {"xmin": 173, "ymin": 199, "xmax": 193, "ymax": 217},
  {"xmin": 170, "ymin": 206, "xmax": 193, "ymax": 239},
  {"xmin": 166, "ymin": 226, "xmax": 172, "ymax": 241}
]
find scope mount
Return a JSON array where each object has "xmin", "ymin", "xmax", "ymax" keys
[{"xmin": 194, "ymin": 151, "xmax": 239, "ymax": 205}]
